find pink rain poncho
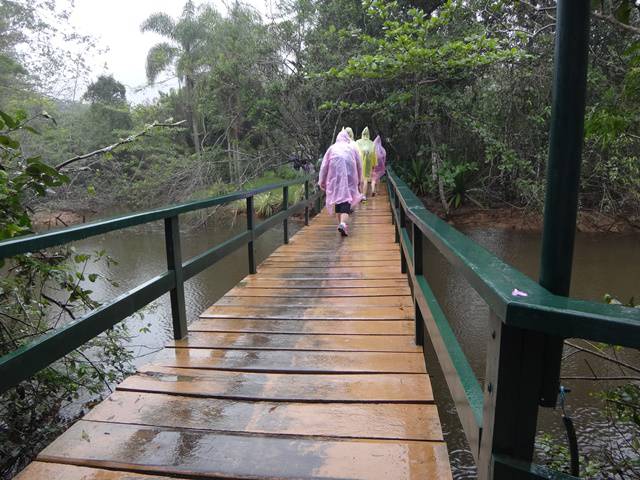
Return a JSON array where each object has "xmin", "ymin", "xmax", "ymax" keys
[
  {"xmin": 318, "ymin": 130, "xmax": 363, "ymax": 214},
  {"xmin": 372, "ymin": 135, "xmax": 387, "ymax": 181}
]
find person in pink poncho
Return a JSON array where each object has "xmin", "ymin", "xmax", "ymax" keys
[
  {"xmin": 318, "ymin": 129, "xmax": 363, "ymax": 236},
  {"xmin": 371, "ymin": 135, "xmax": 387, "ymax": 196}
]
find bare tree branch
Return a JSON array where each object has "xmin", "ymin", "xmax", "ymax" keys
[
  {"xmin": 55, "ymin": 120, "xmax": 187, "ymax": 171},
  {"xmin": 592, "ymin": 11, "xmax": 640, "ymax": 35},
  {"xmin": 564, "ymin": 340, "xmax": 640, "ymax": 375}
]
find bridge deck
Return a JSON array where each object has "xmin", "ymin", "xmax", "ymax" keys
[{"xmin": 17, "ymin": 190, "xmax": 452, "ymax": 479}]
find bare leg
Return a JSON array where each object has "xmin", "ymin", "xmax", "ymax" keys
[
  {"xmin": 340, "ymin": 213, "xmax": 349, "ymax": 224},
  {"xmin": 371, "ymin": 180, "xmax": 377, "ymax": 195},
  {"xmin": 362, "ymin": 180, "xmax": 369, "ymax": 198},
  {"xmin": 335, "ymin": 213, "xmax": 341, "ymax": 226}
]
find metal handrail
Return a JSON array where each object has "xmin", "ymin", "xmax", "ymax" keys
[{"xmin": 0, "ymin": 175, "xmax": 322, "ymax": 394}]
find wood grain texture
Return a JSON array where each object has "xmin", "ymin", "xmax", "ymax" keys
[
  {"xmin": 150, "ymin": 348, "xmax": 427, "ymax": 373},
  {"xmin": 120, "ymin": 366, "xmax": 434, "ymax": 402},
  {"xmin": 38, "ymin": 421, "xmax": 452, "ymax": 480},
  {"xmin": 188, "ymin": 318, "xmax": 413, "ymax": 334},
  {"xmin": 85, "ymin": 391, "xmax": 443, "ymax": 441}
]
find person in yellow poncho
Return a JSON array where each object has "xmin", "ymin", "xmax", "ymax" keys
[{"xmin": 355, "ymin": 127, "xmax": 377, "ymax": 200}]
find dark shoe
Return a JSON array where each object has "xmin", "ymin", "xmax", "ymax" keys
[{"xmin": 338, "ymin": 223, "xmax": 349, "ymax": 237}]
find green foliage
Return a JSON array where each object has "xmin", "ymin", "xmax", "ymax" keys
[
  {"xmin": 535, "ymin": 433, "xmax": 604, "ymax": 478},
  {"xmin": 0, "ymin": 109, "xmax": 69, "ymax": 246},
  {"xmin": 82, "ymin": 75, "xmax": 128, "ymax": 105},
  {"xmin": 402, "ymin": 158, "xmax": 432, "ymax": 197},
  {"xmin": 0, "ymin": 110, "xmax": 133, "ymax": 477}
]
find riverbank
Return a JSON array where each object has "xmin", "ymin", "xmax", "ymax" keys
[
  {"xmin": 32, "ymin": 168, "xmax": 312, "ymax": 232},
  {"xmin": 421, "ymin": 199, "xmax": 640, "ymax": 233},
  {"xmin": 33, "ymin": 201, "xmax": 640, "ymax": 235}
]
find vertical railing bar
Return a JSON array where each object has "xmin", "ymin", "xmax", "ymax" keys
[
  {"xmin": 282, "ymin": 186, "xmax": 289, "ymax": 244},
  {"xmin": 399, "ymin": 201, "xmax": 407, "ymax": 274},
  {"xmin": 412, "ymin": 222, "xmax": 424, "ymax": 346},
  {"xmin": 304, "ymin": 180, "xmax": 310, "ymax": 226},
  {"xmin": 394, "ymin": 189, "xmax": 400, "ymax": 244},
  {"xmin": 246, "ymin": 196, "xmax": 256, "ymax": 274},
  {"xmin": 164, "ymin": 215, "xmax": 188, "ymax": 340}
]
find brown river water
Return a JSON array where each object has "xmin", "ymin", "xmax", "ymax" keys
[{"xmin": 71, "ymin": 216, "xmax": 639, "ymax": 479}]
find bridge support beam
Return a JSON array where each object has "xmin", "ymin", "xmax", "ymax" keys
[
  {"xmin": 246, "ymin": 196, "xmax": 256, "ymax": 274},
  {"xmin": 283, "ymin": 186, "xmax": 289, "ymax": 244},
  {"xmin": 538, "ymin": 0, "xmax": 591, "ymax": 408},
  {"xmin": 164, "ymin": 216, "xmax": 188, "ymax": 340}
]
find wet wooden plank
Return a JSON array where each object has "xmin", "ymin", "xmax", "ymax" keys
[
  {"xmin": 260, "ymin": 260, "xmax": 399, "ymax": 268},
  {"xmin": 267, "ymin": 251, "xmax": 400, "ymax": 259},
  {"xmin": 121, "ymin": 366, "xmax": 434, "ymax": 402},
  {"xmin": 38, "ymin": 421, "xmax": 452, "ymax": 480},
  {"xmin": 212, "ymin": 295, "xmax": 412, "ymax": 307},
  {"xmin": 254, "ymin": 271, "xmax": 406, "ymax": 280},
  {"xmin": 15, "ymin": 462, "xmax": 182, "ymax": 480},
  {"xmin": 151, "ymin": 348, "xmax": 427, "ymax": 373},
  {"xmin": 84, "ymin": 391, "xmax": 443, "ymax": 441},
  {"xmin": 189, "ymin": 318, "xmax": 413, "ymax": 334},
  {"xmin": 200, "ymin": 305, "xmax": 414, "ymax": 320},
  {"xmin": 225, "ymin": 286, "xmax": 411, "ymax": 297},
  {"xmin": 237, "ymin": 278, "xmax": 407, "ymax": 289},
  {"xmin": 170, "ymin": 332, "xmax": 421, "ymax": 353}
]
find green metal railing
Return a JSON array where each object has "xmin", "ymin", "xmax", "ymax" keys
[
  {"xmin": 387, "ymin": 169, "xmax": 640, "ymax": 479},
  {"xmin": 0, "ymin": 175, "xmax": 321, "ymax": 395}
]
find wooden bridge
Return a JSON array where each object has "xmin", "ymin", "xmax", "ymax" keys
[{"xmin": 9, "ymin": 188, "xmax": 453, "ymax": 480}]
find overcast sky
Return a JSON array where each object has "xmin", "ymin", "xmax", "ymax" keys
[{"xmin": 68, "ymin": 0, "xmax": 273, "ymax": 104}]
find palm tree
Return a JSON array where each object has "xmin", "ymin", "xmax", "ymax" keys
[{"xmin": 141, "ymin": 1, "xmax": 211, "ymax": 153}]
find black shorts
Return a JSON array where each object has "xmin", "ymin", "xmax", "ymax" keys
[{"xmin": 335, "ymin": 202, "xmax": 351, "ymax": 214}]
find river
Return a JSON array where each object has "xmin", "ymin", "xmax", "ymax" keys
[{"xmin": 72, "ymin": 216, "xmax": 639, "ymax": 479}]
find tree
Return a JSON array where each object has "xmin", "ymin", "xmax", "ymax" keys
[
  {"xmin": 199, "ymin": 2, "xmax": 279, "ymax": 182},
  {"xmin": 141, "ymin": 1, "xmax": 211, "ymax": 153},
  {"xmin": 82, "ymin": 75, "xmax": 127, "ymax": 104},
  {"xmin": 81, "ymin": 75, "xmax": 133, "ymax": 149}
]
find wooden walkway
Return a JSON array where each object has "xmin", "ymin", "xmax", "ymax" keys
[{"xmin": 17, "ymin": 189, "xmax": 452, "ymax": 480}]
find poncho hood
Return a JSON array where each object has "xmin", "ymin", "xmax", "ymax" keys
[
  {"xmin": 361, "ymin": 127, "xmax": 370, "ymax": 140},
  {"xmin": 345, "ymin": 127, "xmax": 354, "ymax": 140},
  {"xmin": 336, "ymin": 129, "xmax": 352, "ymax": 143}
]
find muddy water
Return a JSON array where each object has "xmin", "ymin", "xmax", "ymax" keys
[
  {"xmin": 425, "ymin": 228, "xmax": 640, "ymax": 479},
  {"xmin": 73, "ymin": 215, "xmax": 303, "ymax": 363},
  {"xmin": 73, "ymin": 217, "xmax": 639, "ymax": 478}
]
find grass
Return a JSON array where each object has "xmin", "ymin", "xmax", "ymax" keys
[{"xmin": 190, "ymin": 167, "xmax": 309, "ymax": 218}]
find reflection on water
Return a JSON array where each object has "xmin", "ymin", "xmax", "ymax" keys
[
  {"xmin": 425, "ymin": 227, "xmax": 640, "ymax": 479},
  {"xmin": 73, "ymin": 216, "xmax": 302, "ymax": 363}
]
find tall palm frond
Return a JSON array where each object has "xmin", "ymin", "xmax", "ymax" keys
[
  {"xmin": 145, "ymin": 42, "xmax": 180, "ymax": 82},
  {"xmin": 141, "ymin": 13, "xmax": 177, "ymax": 39}
]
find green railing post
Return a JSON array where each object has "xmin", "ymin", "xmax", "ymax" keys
[
  {"xmin": 304, "ymin": 180, "xmax": 310, "ymax": 226},
  {"xmin": 164, "ymin": 216, "xmax": 187, "ymax": 340},
  {"xmin": 282, "ymin": 185, "xmax": 289, "ymax": 244},
  {"xmin": 399, "ymin": 204, "xmax": 407, "ymax": 274},
  {"xmin": 412, "ymin": 222, "xmax": 424, "ymax": 346},
  {"xmin": 246, "ymin": 196, "xmax": 256, "ymax": 274},
  {"xmin": 538, "ymin": 0, "xmax": 591, "ymax": 408},
  {"xmin": 393, "ymin": 189, "xmax": 400, "ymax": 243}
]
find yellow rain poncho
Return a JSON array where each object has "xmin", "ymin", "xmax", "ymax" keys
[{"xmin": 355, "ymin": 127, "xmax": 377, "ymax": 180}]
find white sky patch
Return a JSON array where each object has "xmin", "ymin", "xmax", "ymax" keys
[{"xmin": 68, "ymin": 0, "xmax": 274, "ymax": 104}]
